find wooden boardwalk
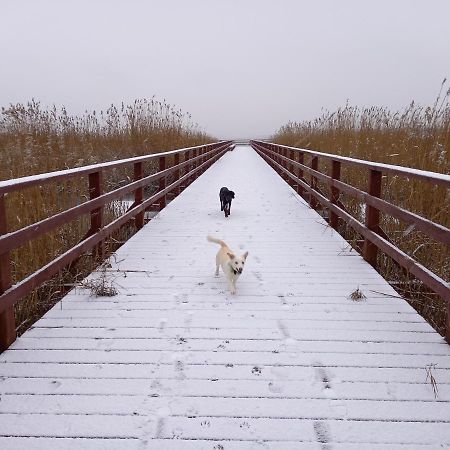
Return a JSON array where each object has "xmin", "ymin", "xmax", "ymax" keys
[{"xmin": 1, "ymin": 145, "xmax": 449, "ymax": 449}]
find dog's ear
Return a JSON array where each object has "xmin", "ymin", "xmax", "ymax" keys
[
  {"xmin": 227, "ymin": 252, "xmax": 235, "ymax": 259},
  {"xmin": 242, "ymin": 251, "xmax": 248, "ymax": 259}
]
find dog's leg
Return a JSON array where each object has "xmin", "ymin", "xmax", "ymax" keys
[
  {"xmin": 229, "ymin": 279, "xmax": 236, "ymax": 295},
  {"xmin": 215, "ymin": 254, "xmax": 220, "ymax": 277},
  {"xmin": 220, "ymin": 199, "xmax": 224, "ymax": 211}
]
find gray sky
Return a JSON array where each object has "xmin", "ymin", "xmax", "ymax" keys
[{"xmin": 1, "ymin": 0, "xmax": 450, "ymax": 139}]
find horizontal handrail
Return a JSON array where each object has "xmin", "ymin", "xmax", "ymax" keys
[
  {"xmin": 260, "ymin": 146, "xmax": 450, "ymax": 245},
  {"xmin": 0, "ymin": 145, "xmax": 221, "ymax": 255},
  {"xmin": 253, "ymin": 140, "xmax": 450, "ymax": 187},
  {"xmin": 0, "ymin": 141, "xmax": 230, "ymax": 194},
  {"xmin": 0, "ymin": 144, "xmax": 229, "ymax": 315},
  {"xmin": 251, "ymin": 140, "xmax": 450, "ymax": 342},
  {"xmin": 0, "ymin": 140, "xmax": 232, "ymax": 351}
]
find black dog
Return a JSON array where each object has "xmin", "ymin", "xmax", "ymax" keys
[{"xmin": 220, "ymin": 187, "xmax": 235, "ymax": 218}]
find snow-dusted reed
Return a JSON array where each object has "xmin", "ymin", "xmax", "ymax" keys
[
  {"xmin": 0, "ymin": 98, "xmax": 214, "ymax": 335},
  {"xmin": 273, "ymin": 82, "xmax": 449, "ymax": 336}
]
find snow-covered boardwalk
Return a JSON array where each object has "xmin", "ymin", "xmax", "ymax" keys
[{"xmin": 1, "ymin": 145, "xmax": 449, "ymax": 449}]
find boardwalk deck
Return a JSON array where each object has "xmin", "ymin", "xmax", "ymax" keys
[{"xmin": 1, "ymin": 145, "xmax": 449, "ymax": 449}]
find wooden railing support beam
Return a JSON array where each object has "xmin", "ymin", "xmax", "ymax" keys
[
  {"xmin": 310, "ymin": 156, "xmax": 318, "ymax": 209},
  {"xmin": 159, "ymin": 156, "xmax": 166, "ymax": 209},
  {"xmin": 330, "ymin": 160, "xmax": 341, "ymax": 230},
  {"xmin": 133, "ymin": 162, "xmax": 144, "ymax": 229},
  {"xmin": 0, "ymin": 193, "xmax": 16, "ymax": 352},
  {"xmin": 88, "ymin": 171, "xmax": 104, "ymax": 259},
  {"xmin": 363, "ymin": 169, "xmax": 382, "ymax": 267}
]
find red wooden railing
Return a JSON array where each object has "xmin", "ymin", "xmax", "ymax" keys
[
  {"xmin": 251, "ymin": 140, "xmax": 450, "ymax": 342},
  {"xmin": 0, "ymin": 141, "xmax": 232, "ymax": 351}
]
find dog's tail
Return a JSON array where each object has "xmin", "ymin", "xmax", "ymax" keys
[{"xmin": 207, "ymin": 235, "xmax": 227, "ymax": 247}]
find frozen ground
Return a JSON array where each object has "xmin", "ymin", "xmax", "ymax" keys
[{"xmin": 1, "ymin": 145, "xmax": 449, "ymax": 449}]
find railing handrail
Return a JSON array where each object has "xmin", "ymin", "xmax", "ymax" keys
[
  {"xmin": 0, "ymin": 141, "xmax": 232, "ymax": 351},
  {"xmin": 0, "ymin": 141, "xmax": 229, "ymax": 194},
  {"xmin": 251, "ymin": 140, "xmax": 450, "ymax": 342},
  {"xmin": 253, "ymin": 140, "xmax": 450, "ymax": 187}
]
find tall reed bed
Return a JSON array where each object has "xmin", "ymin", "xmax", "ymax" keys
[
  {"xmin": 273, "ymin": 82, "xmax": 449, "ymax": 335},
  {"xmin": 0, "ymin": 98, "xmax": 213, "ymax": 334}
]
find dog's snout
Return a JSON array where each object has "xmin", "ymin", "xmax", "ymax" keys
[{"xmin": 238, "ymin": 268, "xmax": 243, "ymax": 274}]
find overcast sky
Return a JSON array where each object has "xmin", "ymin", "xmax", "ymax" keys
[{"xmin": 1, "ymin": 0, "xmax": 449, "ymax": 139}]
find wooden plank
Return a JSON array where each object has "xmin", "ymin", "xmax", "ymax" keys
[{"xmin": 1, "ymin": 362, "xmax": 449, "ymax": 385}]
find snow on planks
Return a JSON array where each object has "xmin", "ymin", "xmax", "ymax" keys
[{"xmin": 1, "ymin": 145, "xmax": 449, "ymax": 449}]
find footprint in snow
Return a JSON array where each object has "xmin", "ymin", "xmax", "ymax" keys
[
  {"xmin": 314, "ymin": 365, "xmax": 332, "ymax": 390},
  {"xmin": 277, "ymin": 320, "xmax": 290, "ymax": 339},
  {"xmin": 158, "ymin": 318, "xmax": 168, "ymax": 332},
  {"xmin": 313, "ymin": 421, "xmax": 332, "ymax": 446},
  {"xmin": 155, "ymin": 409, "xmax": 170, "ymax": 438},
  {"xmin": 253, "ymin": 272, "xmax": 262, "ymax": 281},
  {"xmin": 171, "ymin": 427, "xmax": 184, "ymax": 439},
  {"xmin": 268, "ymin": 381, "xmax": 284, "ymax": 393},
  {"xmin": 251, "ymin": 366, "xmax": 262, "ymax": 375}
]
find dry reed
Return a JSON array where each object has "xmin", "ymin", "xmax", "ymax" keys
[
  {"xmin": 273, "ymin": 80, "xmax": 449, "ymax": 335},
  {"xmin": 0, "ymin": 98, "xmax": 213, "ymax": 335}
]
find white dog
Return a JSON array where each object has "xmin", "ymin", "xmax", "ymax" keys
[{"xmin": 207, "ymin": 236, "xmax": 248, "ymax": 294}]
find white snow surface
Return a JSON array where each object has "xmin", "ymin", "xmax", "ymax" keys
[{"xmin": 1, "ymin": 145, "xmax": 449, "ymax": 449}]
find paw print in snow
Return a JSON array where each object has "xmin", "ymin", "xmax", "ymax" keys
[
  {"xmin": 214, "ymin": 445, "xmax": 224, "ymax": 450},
  {"xmin": 171, "ymin": 427, "xmax": 184, "ymax": 439},
  {"xmin": 240, "ymin": 421, "xmax": 250, "ymax": 429},
  {"xmin": 251, "ymin": 366, "xmax": 262, "ymax": 375},
  {"xmin": 201, "ymin": 420, "xmax": 211, "ymax": 428}
]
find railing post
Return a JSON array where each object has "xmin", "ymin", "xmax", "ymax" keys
[
  {"xmin": 208, "ymin": 145, "xmax": 214, "ymax": 169},
  {"xmin": 363, "ymin": 169, "xmax": 382, "ymax": 267},
  {"xmin": 288, "ymin": 149, "xmax": 295, "ymax": 187},
  {"xmin": 179, "ymin": 152, "xmax": 186, "ymax": 192},
  {"xmin": 297, "ymin": 152, "xmax": 305, "ymax": 195},
  {"xmin": 0, "ymin": 193, "xmax": 16, "ymax": 352},
  {"xmin": 133, "ymin": 162, "xmax": 144, "ymax": 230},
  {"xmin": 88, "ymin": 171, "xmax": 104, "ymax": 259},
  {"xmin": 198, "ymin": 147, "xmax": 203, "ymax": 174},
  {"xmin": 189, "ymin": 149, "xmax": 194, "ymax": 176},
  {"xmin": 279, "ymin": 148, "xmax": 285, "ymax": 176},
  {"xmin": 330, "ymin": 160, "xmax": 341, "ymax": 230},
  {"xmin": 281, "ymin": 149, "xmax": 288, "ymax": 180},
  {"xmin": 202, "ymin": 146, "xmax": 207, "ymax": 172},
  {"xmin": 190, "ymin": 149, "xmax": 195, "ymax": 180},
  {"xmin": 174, "ymin": 153, "xmax": 180, "ymax": 195},
  {"xmin": 159, "ymin": 156, "xmax": 166, "ymax": 210},
  {"xmin": 310, "ymin": 156, "xmax": 318, "ymax": 210}
]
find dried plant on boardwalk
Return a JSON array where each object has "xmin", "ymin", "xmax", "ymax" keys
[
  {"xmin": 79, "ymin": 262, "xmax": 118, "ymax": 297},
  {"xmin": 425, "ymin": 364, "xmax": 439, "ymax": 399},
  {"xmin": 349, "ymin": 287, "xmax": 366, "ymax": 301}
]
